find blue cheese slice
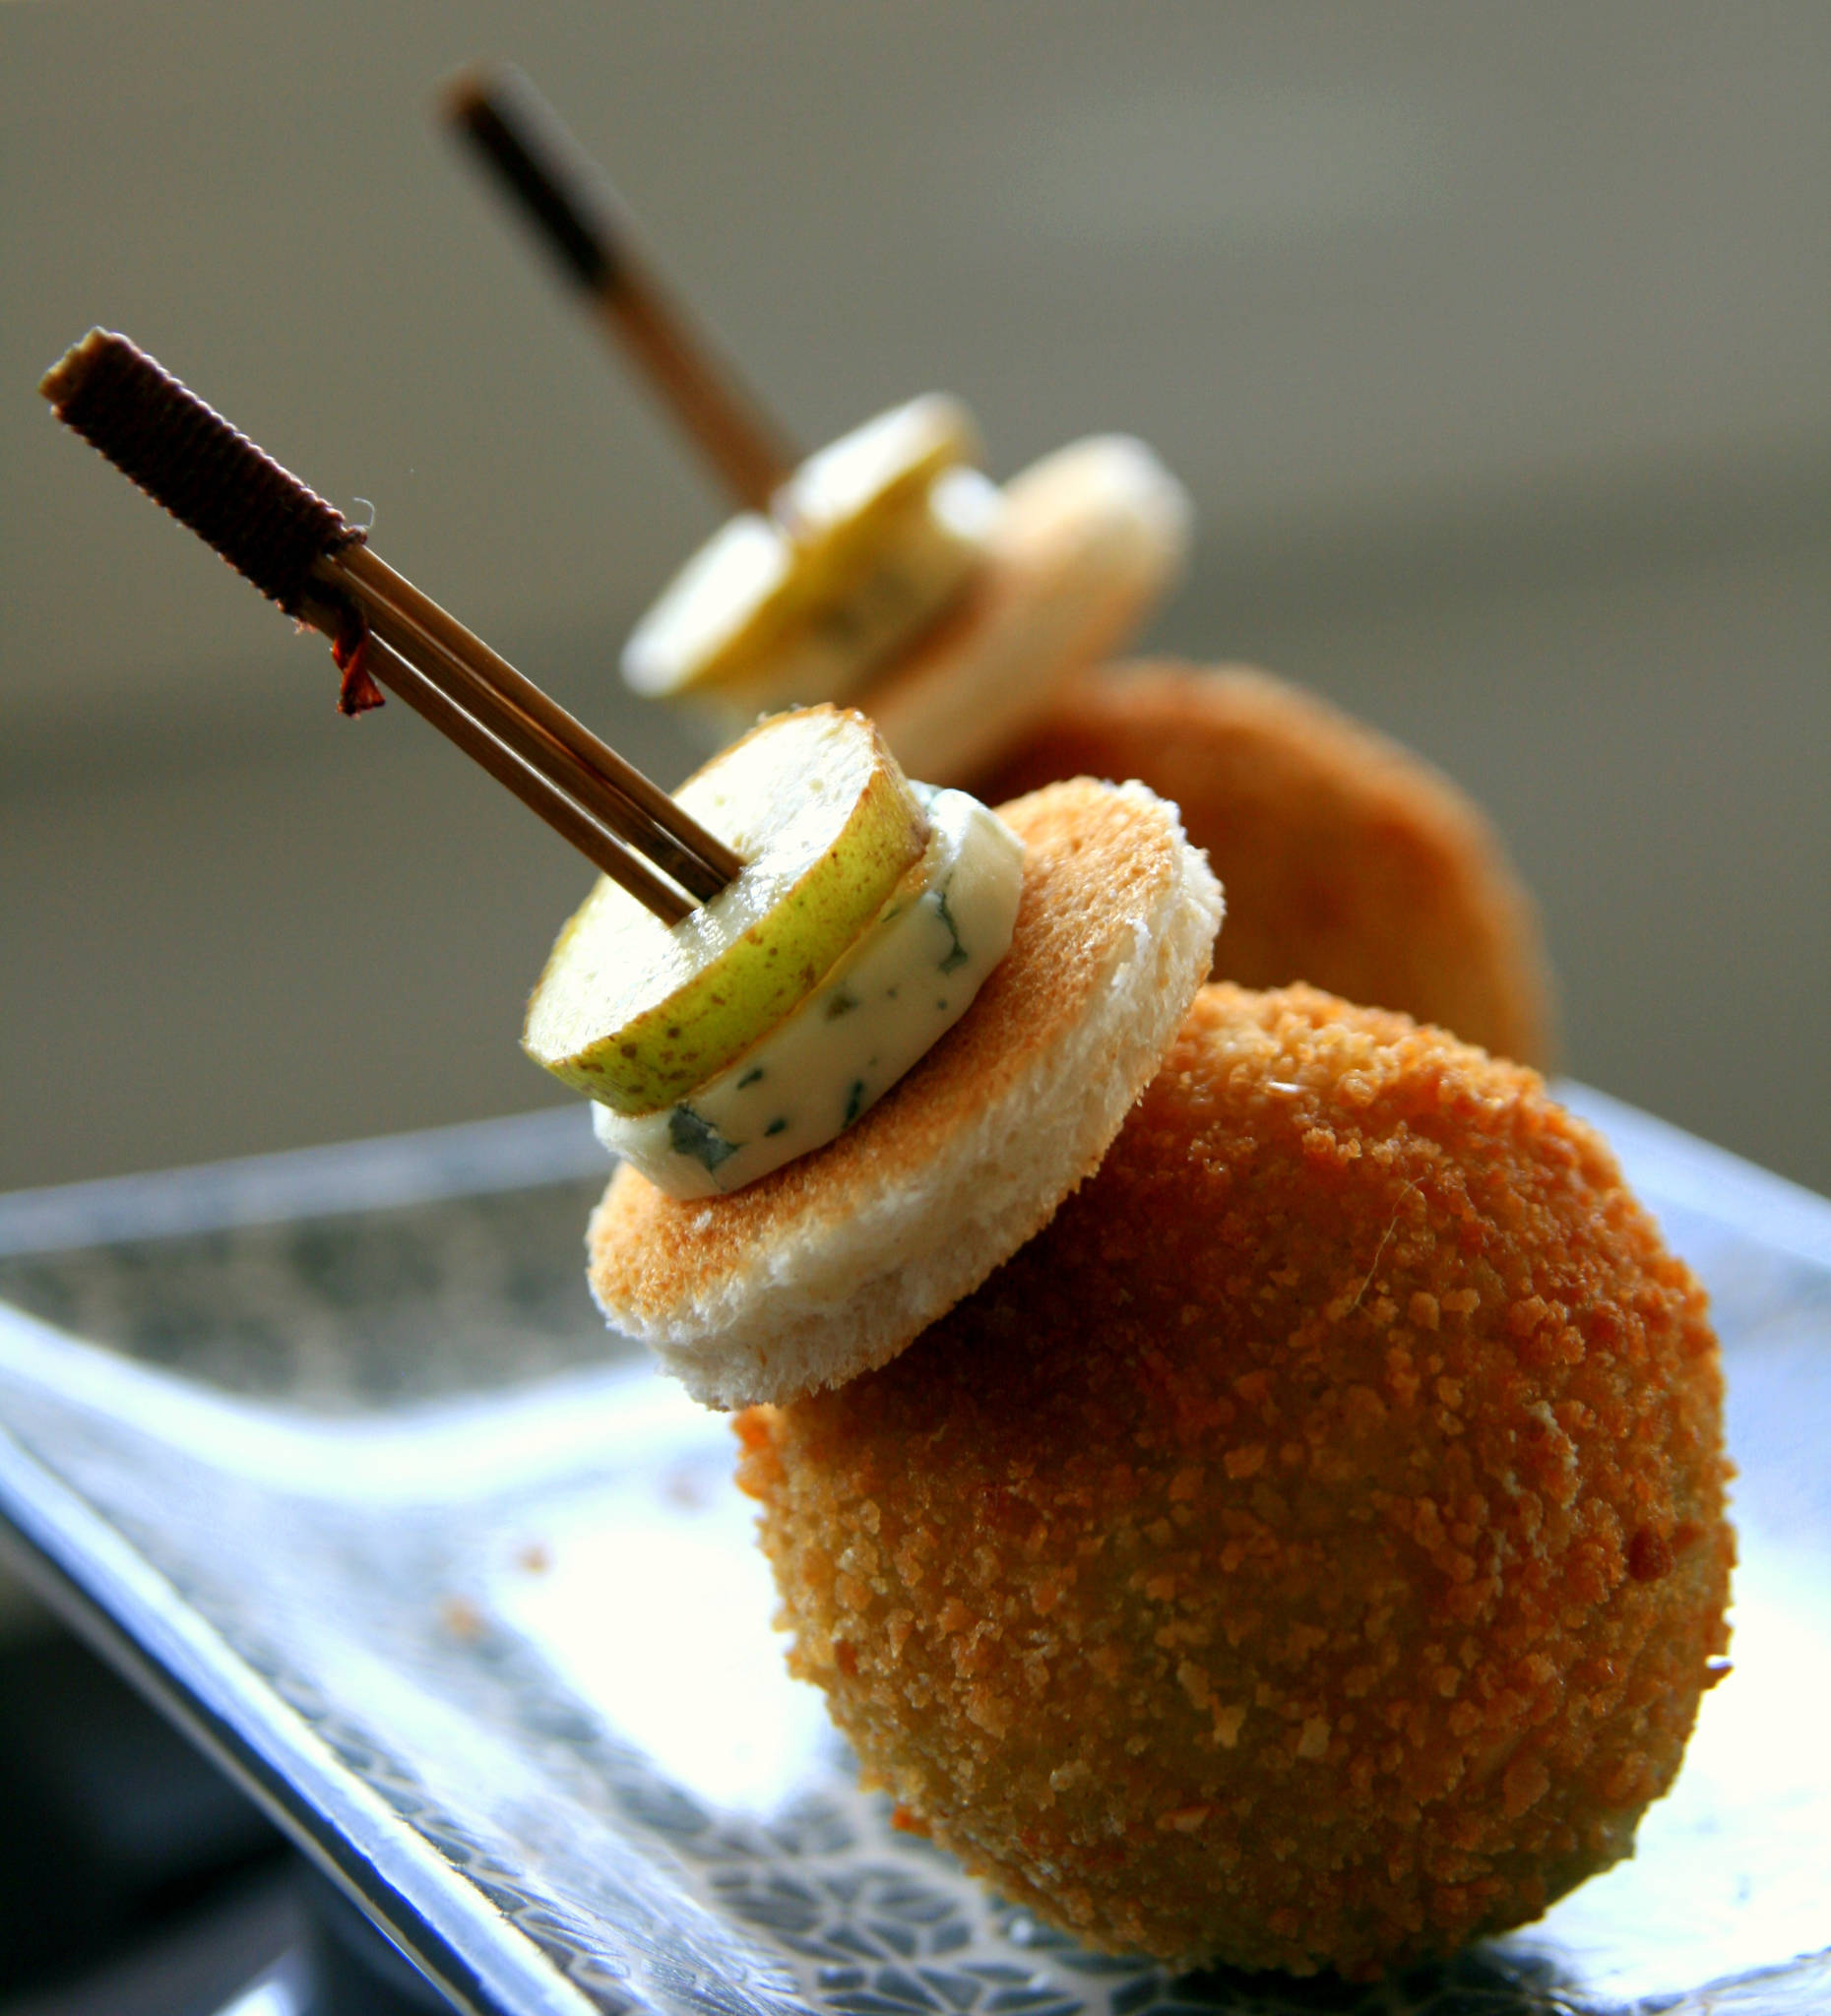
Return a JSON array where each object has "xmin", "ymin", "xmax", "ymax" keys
[{"xmin": 594, "ymin": 788, "xmax": 1023, "ymax": 1197}]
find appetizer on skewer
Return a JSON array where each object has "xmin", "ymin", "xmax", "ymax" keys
[
  {"xmin": 443, "ymin": 70, "xmax": 1551, "ymax": 1063},
  {"xmin": 44, "ymin": 327, "xmax": 1725, "ymax": 1984}
]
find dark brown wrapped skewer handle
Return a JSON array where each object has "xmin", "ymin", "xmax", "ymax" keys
[
  {"xmin": 444, "ymin": 66, "xmax": 796, "ymax": 514},
  {"xmin": 41, "ymin": 330, "xmax": 743, "ymax": 925}
]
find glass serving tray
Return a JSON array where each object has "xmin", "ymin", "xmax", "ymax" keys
[{"xmin": 0, "ymin": 1090, "xmax": 1827, "ymax": 2016}]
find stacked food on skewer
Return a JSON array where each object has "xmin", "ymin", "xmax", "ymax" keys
[
  {"xmin": 42, "ymin": 147, "xmax": 1725, "ymax": 1984},
  {"xmin": 447, "ymin": 67, "xmax": 1553, "ymax": 1071}
]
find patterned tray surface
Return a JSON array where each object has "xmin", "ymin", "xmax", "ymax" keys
[{"xmin": 0, "ymin": 1094, "xmax": 1827, "ymax": 2016}]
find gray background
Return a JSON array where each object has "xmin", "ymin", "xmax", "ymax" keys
[{"xmin": 4, "ymin": 1, "xmax": 1828, "ymax": 1198}]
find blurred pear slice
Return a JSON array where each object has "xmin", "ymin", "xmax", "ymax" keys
[
  {"xmin": 524, "ymin": 706, "xmax": 930, "ymax": 1114},
  {"xmin": 622, "ymin": 395, "xmax": 999, "ymax": 708}
]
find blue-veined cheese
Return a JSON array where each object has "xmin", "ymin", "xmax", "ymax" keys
[{"xmin": 594, "ymin": 788, "xmax": 1023, "ymax": 1197}]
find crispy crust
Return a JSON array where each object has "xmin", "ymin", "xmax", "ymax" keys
[
  {"xmin": 975, "ymin": 662, "xmax": 1553, "ymax": 1066},
  {"xmin": 588, "ymin": 779, "xmax": 1222, "ymax": 1407},
  {"xmin": 739, "ymin": 984, "xmax": 1731, "ymax": 1977}
]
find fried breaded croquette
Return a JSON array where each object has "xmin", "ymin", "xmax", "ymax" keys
[
  {"xmin": 973, "ymin": 665, "xmax": 1553, "ymax": 1066},
  {"xmin": 736, "ymin": 985, "xmax": 1731, "ymax": 1980}
]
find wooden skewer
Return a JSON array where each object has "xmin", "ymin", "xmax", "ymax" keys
[
  {"xmin": 40, "ymin": 329, "xmax": 742, "ymax": 927},
  {"xmin": 347, "ymin": 630, "xmax": 700, "ymax": 922},
  {"xmin": 444, "ymin": 66, "xmax": 797, "ymax": 514},
  {"xmin": 327, "ymin": 544, "xmax": 742, "ymax": 900}
]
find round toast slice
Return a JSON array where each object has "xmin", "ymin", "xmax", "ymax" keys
[
  {"xmin": 588, "ymin": 778, "xmax": 1223, "ymax": 1408},
  {"xmin": 686, "ymin": 437, "xmax": 1188, "ymax": 787},
  {"xmin": 863, "ymin": 437, "xmax": 1190, "ymax": 787}
]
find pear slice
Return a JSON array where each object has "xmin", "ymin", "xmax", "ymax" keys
[
  {"xmin": 524, "ymin": 706, "xmax": 930, "ymax": 1114},
  {"xmin": 622, "ymin": 395, "xmax": 998, "ymax": 707},
  {"xmin": 591, "ymin": 787, "xmax": 1024, "ymax": 1196}
]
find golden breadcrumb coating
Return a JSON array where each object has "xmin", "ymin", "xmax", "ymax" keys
[
  {"xmin": 974, "ymin": 664, "xmax": 1553, "ymax": 1066},
  {"xmin": 736, "ymin": 985, "xmax": 1731, "ymax": 1979}
]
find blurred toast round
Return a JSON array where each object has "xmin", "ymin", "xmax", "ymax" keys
[{"xmin": 864, "ymin": 438, "xmax": 1191, "ymax": 786}]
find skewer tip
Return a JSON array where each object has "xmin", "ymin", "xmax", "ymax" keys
[
  {"xmin": 439, "ymin": 60, "xmax": 509, "ymax": 132},
  {"xmin": 38, "ymin": 325, "xmax": 114, "ymax": 410},
  {"xmin": 440, "ymin": 64, "xmax": 613, "ymax": 294},
  {"xmin": 438, "ymin": 65, "xmax": 796, "ymax": 507}
]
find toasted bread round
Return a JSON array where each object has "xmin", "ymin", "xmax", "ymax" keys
[
  {"xmin": 862, "ymin": 438, "xmax": 1190, "ymax": 786},
  {"xmin": 976, "ymin": 662, "xmax": 1553, "ymax": 1065},
  {"xmin": 589, "ymin": 779, "xmax": 1223, "ymax": 1407}
]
